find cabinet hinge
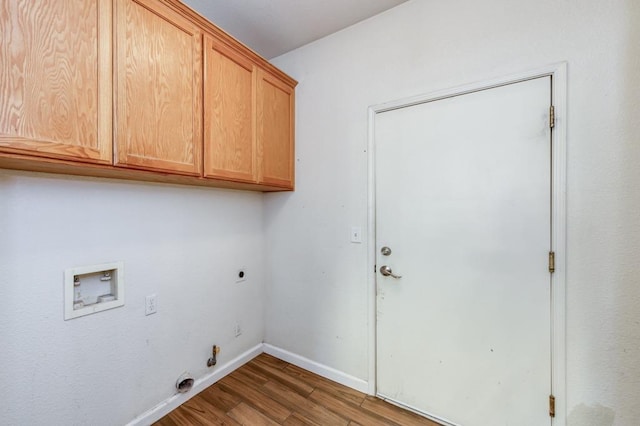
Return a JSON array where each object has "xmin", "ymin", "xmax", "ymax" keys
[
  {"xmin": 548, "ymin": 251, "xmax": 555, "ymax": 273},
  {"xmin": 549, "ymin": 394, "xmax": 556, "ymax": 417},
  {"xmin": 549, "ymin": 105, "xmax": 555, "ymax": 129}
]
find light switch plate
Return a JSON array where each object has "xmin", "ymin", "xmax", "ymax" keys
[{"xmin": 350, "ymin": 226, "xmax": 362, "ymax": 243}]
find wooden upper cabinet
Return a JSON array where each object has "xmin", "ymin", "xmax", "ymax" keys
[
  {"xmin": 0, "ymin": 0, "xmax": 296, "ymax": 191},
  {"xmin": 0, "ymin": 0, "xmax": 112, "ymax": 163},
  {"xmin": 203, "ymin": 36, "xmax": 256, "ymax": 182},
  {"xmin": 114, "ymin": 0, "xmax": 202, "ymax": 175},
  {"xmin": 257, "ymin": 69, "xmax": 295, "ymax": 188}
]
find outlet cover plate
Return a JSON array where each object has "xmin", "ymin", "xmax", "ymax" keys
[{"xmin": 145, "ymin": 294, "xmax": 157, "ymax": 315}]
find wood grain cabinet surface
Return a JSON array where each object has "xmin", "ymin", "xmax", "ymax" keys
[
  {"xmin": 0, "ymin": 0, "xmax": 296, "ymax": 191},
  {"xmin": 257, "ymin": 69, "xmax": 295, "ymax": 189},
  {"xmin": 114, "ymin": 0, "xmax": 203, "ymax": 175},
  {"xmin": 203, "ymin": 36, "xmax": 296, "ymax": 189},
  {"xmin": 0, "ymin": 0, "xmax": 112, "ymax": 163},
  {"xmin": 203, "ymin": 35, "xmax": 256, "ymax": 182}
]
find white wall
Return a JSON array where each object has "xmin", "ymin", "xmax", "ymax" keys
[
  {"xmin": 0, "ymin": 171, "xmax": 265, "ymax": 425},
  {"xmin": 265, "ymin": 0, "xmax": 640, "ymax": 425}
]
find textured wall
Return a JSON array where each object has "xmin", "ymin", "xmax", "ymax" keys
[
  {"xmin": 265, "ymin": 0, "xmax": 640, "ymax": 424},
  {"xmin": 0, "ymin": 172, "xmax": 265, "ymax": 425}
]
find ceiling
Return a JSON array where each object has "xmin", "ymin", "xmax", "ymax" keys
[{"xmin": 181, "ymin": 0, "xmax": 408, "ymax": 59}]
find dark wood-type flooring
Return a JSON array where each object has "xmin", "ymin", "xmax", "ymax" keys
[{"xmin": 155, "ymin": 353, "xmax": 440, "ymax": 425}]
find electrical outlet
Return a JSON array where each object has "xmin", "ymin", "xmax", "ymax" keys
[
  {"xmin": 234, "ymin": 323, "xmax": 242, "ymax": 337},
  {"xmin": 145, "ymin": 294, "xmax": 157, "ymax": 316}
]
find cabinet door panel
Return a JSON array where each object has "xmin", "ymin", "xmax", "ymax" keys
[
  {"xmin": 115, "ymin": 0, "xmax": 202, "ymax": 175},
  {"xmin": 0, "ymin": 0, "xmax": 112, "ymax": 163},
  {"xmin": 204, "ymin": 36, "xmax": 255, "ymax": 182},
  {"xmin": 257, "ymin": 70, "xmax": 294, "ymax": 188}
]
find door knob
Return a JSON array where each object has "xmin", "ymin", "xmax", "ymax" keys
[{"xmin": 379, "ymin": 265, "xmax": 402, "ymax": 279}]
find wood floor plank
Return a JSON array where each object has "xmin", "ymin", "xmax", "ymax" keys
[
  {"xmin": 309, "ymin": 388, "xmax": 398, "ymax": 426},
  {"xmin": 162, "ymin": 400, "xmax": 225, "ymax": 426},
  {"xmin": 282, "ymin": 412, "xmax": 317, "ymax": 426},
  {"xmin": 219, "ymin": 374, "xmax": 291, "ymax": 422},
  {"xmin": 228, "ymin": 402, "xmax": 281, "ymax": 426},
  {"xmin": 230, "ymin": 364, "xmax": 270, "ymax": 387},
  {"xmin": 182, "ymin": 397, "xmax": 241, "ymax": 425},
  {"xmin": 199, "ymin": 383, "xmax": 242, "ymax": 412},
  {"xmin": 155, "ymin": 354, "xmax": 442, "ymax": 426},
  {"xmin": 284, "ymin": 364, "xmax": 366, "ymax": 405},
  {"xmin": 248, "ymin": 360, "xmax": 315, "ymax": 397},
  {"xmin": 261, "ymin": 380, "xmax": 349, "ymax": 426},
  {"xmin": 361, "ymin": 396, "xmax": 440, "ymax": 426},
  {"xmin": 253, "ymin": 353, "xmax": 289, "ymax": 370}
]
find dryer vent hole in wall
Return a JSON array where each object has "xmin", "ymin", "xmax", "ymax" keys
[{"xmin": 175, "ymin": 372, "xmax": 194, "ymax": 393}]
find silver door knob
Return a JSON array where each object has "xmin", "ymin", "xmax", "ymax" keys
[{"xmin": 379, "ymin": 265, "xmax": 402, "ymax": 279}]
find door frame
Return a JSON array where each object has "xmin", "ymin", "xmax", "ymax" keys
[{"xmin": 366, "ymin": 63, "xmax": 567, "ymax": 425}]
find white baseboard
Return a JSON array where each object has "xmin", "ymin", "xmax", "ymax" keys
[
  {"xmin": 262, "ymin": 343, "xmax": 369, "ymax": 394},
  {"xmin": 126, "ymin": 343, "xmax": 263, "ymax": 426},
  {"xmin": 127, "ymin": 343, "xmax": 370, "ymax": 425}
]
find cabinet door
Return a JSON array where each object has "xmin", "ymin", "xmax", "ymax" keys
[
  {"xmin": 256, "ymin": 69, "xmax": 295, "ymax": 188},
  {"xmin": 0, "ymin": 0, "xmax": 112, "ymax": 163},
  {"xmin": 115, "ymin": 0, "xmax": 202, "ymax": 175},
  {"xmin": 203, "ymin": 36, "xmax": 255, "ymax": 182}
]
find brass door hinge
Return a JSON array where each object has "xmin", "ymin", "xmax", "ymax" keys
[
  {"xmin": 549, "ymin": 394, "xmax": 556, "ymax": 417},
  {"xmin": 548, "ymin": 251, "xmax": 555, "ymax": 273},
  {"xmin": 549, "ymin": 106, "xmax": 555, "ymax": 129}
]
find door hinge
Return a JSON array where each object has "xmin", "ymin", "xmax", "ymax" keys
[
  {"xmin": 549, "ymin": 394, "xmax": 556, "ymax": 417},
  {"xmin": 549, "ymin": 105, "xmax": 555, "ymax": 129},
  {"xmin": 548, "ymin": 251, "xmax": 555, "ymax": 273}
]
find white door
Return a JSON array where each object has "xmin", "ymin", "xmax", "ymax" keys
[{"xmin": 375, "ymin": 77, "xmax": 552, "ymax": 426}]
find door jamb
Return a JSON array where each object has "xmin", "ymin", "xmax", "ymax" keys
[{"xmin": 366, "ymin": 62, "xmax": 567, "ymax": 425}]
